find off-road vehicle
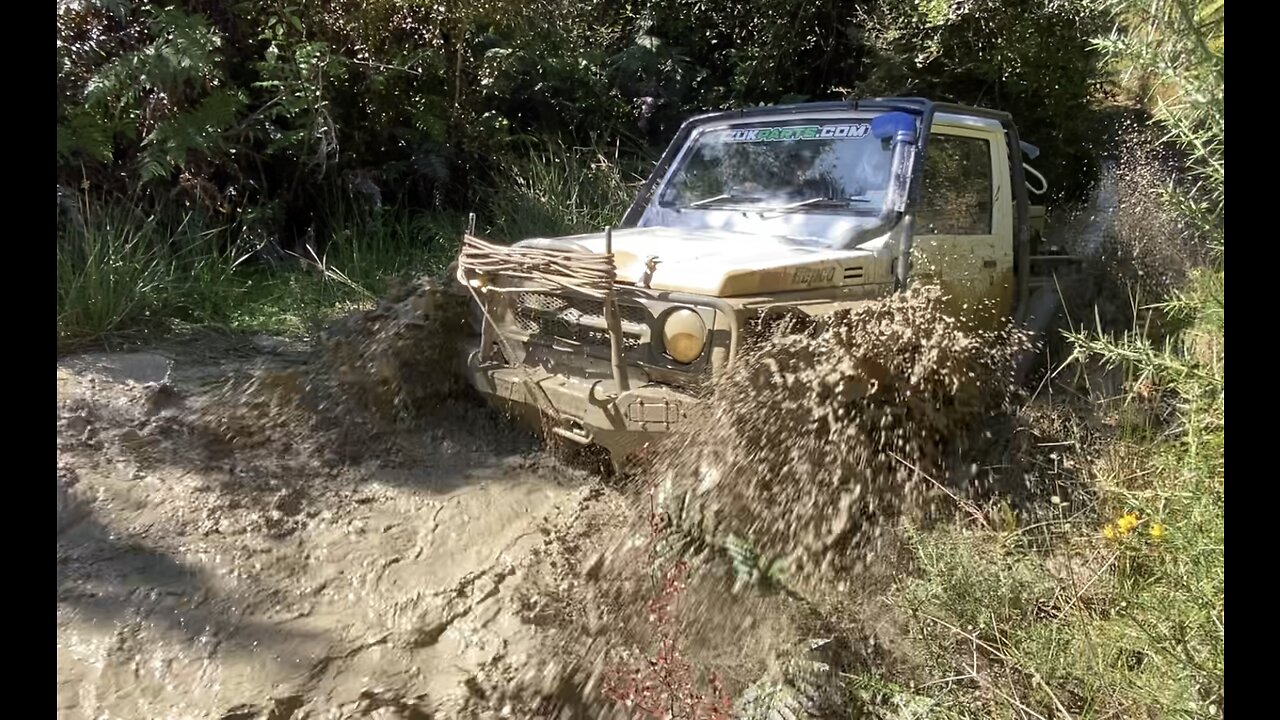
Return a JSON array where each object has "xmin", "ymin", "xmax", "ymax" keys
[{"xmin": 455, "ymin": 97, "xmax": 1068, "ymax": 463}]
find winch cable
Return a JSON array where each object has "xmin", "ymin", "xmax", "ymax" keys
[
  {"xmin": 457, "ymin": 234, "xmax": 619, "ymax": 298},
  {"xmin": 456, "ymin": 233, "xmax": 623, "ymax": 427}
]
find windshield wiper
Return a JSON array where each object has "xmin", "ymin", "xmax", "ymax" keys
[
  {"xmin": 683, "ymin": 193, "xmax": 762, "ymax": 209},
  {"xmin": 758, "ymin": 196, "xmax": 873, "ymax": 218}
]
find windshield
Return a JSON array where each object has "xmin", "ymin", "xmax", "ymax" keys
[{"xmin": 658, "ymin": 120, "xmax": 894, "ymax": 213}]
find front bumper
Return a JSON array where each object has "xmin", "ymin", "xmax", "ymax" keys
[{"xmin": 466, "ymin": 351, "xmax": 697, "ymax": 459}]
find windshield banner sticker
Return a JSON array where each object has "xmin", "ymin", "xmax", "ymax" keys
[{"xmin": 723, "ymin": 124, "xmax": 871, "ymax": 143}]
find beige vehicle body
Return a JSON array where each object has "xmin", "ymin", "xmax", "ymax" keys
[{"xmin": 456, "ymin": 98, "xmax": 1060, "ymax": 462}]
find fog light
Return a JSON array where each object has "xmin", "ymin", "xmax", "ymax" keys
[{"xmin": 662, "ymin": 308, "xmax": 707, "ymax": 363}]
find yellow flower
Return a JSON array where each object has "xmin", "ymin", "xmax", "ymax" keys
[
  {"xmin": 1116, "ymin": 511, "xmax": 1140, "ymax": 535},
  {"xmin": 1149, "ymin": 522, "xmax": 1167, "ymax": 540},
  {"xmin": 1102, "ymin": 523, "xmax": 1118, "ymax": 540}
]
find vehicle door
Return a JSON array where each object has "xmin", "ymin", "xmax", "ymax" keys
[{"xmin": 910, "ymin": 125, "xmax": 1015, "ymax": 324}]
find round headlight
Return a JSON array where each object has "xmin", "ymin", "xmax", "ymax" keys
[{"xmin": 662, "ymin": 308, "xmax": 707, "ymax": 364}]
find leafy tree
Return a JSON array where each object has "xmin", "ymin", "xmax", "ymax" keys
[{"xmin": 57, "ymin": 0, "xmax": 1117, "ymax": 241}]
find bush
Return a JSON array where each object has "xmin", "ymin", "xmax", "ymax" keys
[
  {"xmin": 56, "ymin": 192, "xmax": 466, "ymax": 347},
  {"xmin": 858, "ymin": 0, "xmax": 1111, "ymax": 202},
  {"xmin": 55, "ymin": 198, "xmax": 239, "ymax": 347}
]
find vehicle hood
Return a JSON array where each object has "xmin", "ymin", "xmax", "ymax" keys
[{"xmin": 514, "ymin": 226, "xmax": 880, "ymax": 297}]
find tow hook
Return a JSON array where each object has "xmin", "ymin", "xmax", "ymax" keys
[{"xmin": 550, "ymin": 419, "xmax": 593, "ymax": 445}]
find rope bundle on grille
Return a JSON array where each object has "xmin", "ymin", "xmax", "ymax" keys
[{"xmin": 457, "ymin": 234, "xmax": 618, "ymax": 299}]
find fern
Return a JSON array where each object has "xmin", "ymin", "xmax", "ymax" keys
[
  {"xmin": 142, "ymin": 7, "xmax": 223, "ymax": 91},
  {"xmin": 140, "ymin": 89, "xmax": 245, "ymax": 179},
  {"xmin": 81, "ymin": 7, "xmax": 224, "ymax": 118},
  {"xmin": 56, "ymin": 110, "xmax": 114, "ymax": 164}
]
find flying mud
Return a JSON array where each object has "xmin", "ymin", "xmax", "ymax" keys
[{"xmin": 650, "ymin": 286, "xmax": 1029, "ymax": 584}]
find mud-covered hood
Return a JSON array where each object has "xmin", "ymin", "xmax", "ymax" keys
[{"xmin": 515, "ymin": 226, "xmax": 880, "ymax": 297}]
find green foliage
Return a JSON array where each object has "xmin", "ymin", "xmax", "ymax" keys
[
  {"xmin": 55, "ymin": 199, "xmax": 238, "ymax": 346},
  {"xmin": 56, "ymin": 108, "xmax": 114, "ymax": 164},
  {"xmin": 317, "ymin": 201, "xmax": 466, "ymax": 292},
  {"xmin": 58, "ymin": 0, "xmax": 1116, "ymax": 236},
  {"xmin": 69, "ymin": 5, "xmax": 239, "ymax": 185},
  {"xmin": 482, "ymin": 140, "xmax": 641, "ymax": 241},
  {"xmin": 892, "ymin": 454, "xmax": 1223, "ymax": 718},
  {"xmin": 139, "ymin": 89, "xmax": 246, "ymax": 182},
  {"xmin": 55, "ymin": 191, "xmax": 464, "ymax": 347},
  {"xmin": 868, "ymin": 1, "xmax": 1224, "ymax": 715},
  {"xmin": 1096, "ymin": 0, "xmax": 1224, "ymax": 235},
  {"xmin": 858, "ymin": 0, "xmax": 1110, "ymax": 201},
  {"xmin": 885, "ymin": 267, "xmax": 1223, "ymax": 718}
]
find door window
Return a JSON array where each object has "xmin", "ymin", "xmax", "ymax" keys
[{"xmin": 917, "ymin": 134, "xmax": 993, "ymax": 235}]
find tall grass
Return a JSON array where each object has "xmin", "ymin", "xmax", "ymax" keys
[
  {"xmin": 56, "ymin": 201, "xmax": 240, "ymax": 349},
  {"xmin": 55, "ymin": 198, "xmax": 465, "ymax": 348},
  {"xmin": 482, "ymin": 140, "xmax": 641, "ymax": 241},
  {"xmin": 56, "ymin": 144, "xmax": 634, "ymax": 348},
  {"xmin": 315, "ymin": 190, "xmax": 467, "ymax": 294},
  {"xmin": 869, "ymin": 273, "xmax": 1222, "ymax": 718}
]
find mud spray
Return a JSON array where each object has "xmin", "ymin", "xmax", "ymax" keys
[
  {"xmin": 652, "ymin": 286, "xmax": 1029, "ymax": 583},
  {"xmin": 495, "ymin": 285, "xmax": 1033, "ymax": 719},
  {"xmin": 199, "ymin": 276, "xmax": 473, "ymax": 453}
]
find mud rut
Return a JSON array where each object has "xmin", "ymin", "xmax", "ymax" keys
[{"xmin": 56, "ymin": 345, "xmax": 623, "ymax": 719}]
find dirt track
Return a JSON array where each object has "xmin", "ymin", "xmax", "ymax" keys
[
  {"xmin": 56, "ymin": 345, "xmax": 612, "ymax": 718},
  {"xmin": 52, "ymin": 294, "xmax": 1023, "ymax": 719}
]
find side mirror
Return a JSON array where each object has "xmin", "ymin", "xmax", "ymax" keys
[{"xmin": 1019, "ymin": 140, "xmax": 1040, "ymax": 160}]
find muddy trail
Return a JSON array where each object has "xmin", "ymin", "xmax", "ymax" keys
[
  {"xmin": 53, "ymin": 272, "xmax": 1115, "ymax": 718},
  {"xmin": 52, "ymin": 276, "xmax": 1079, "ymax": 720},
  {"xmin": 53, "ymin": 284, "xmax": 974, "ymax": 719},
  {"xmin": 53, "ymin": 298, "xmax": 1079, "ymax": 719},
  {"xmin": 54, "ymin": 294, "xmax": 1029, "ymax": 719},
  {"xmin": 56, "ymin": 337, "xmax": 626, "ymax": 718}
]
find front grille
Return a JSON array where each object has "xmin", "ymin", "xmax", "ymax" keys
[{"xmin": 511, "ymin": 291, "xmax": 646, "ymax": 350}]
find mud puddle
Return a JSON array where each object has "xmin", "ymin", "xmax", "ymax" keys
[{"xmin": 56, "ymin": 346, "xmax": 606, "ymax": 719}]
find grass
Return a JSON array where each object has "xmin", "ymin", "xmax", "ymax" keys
[
  {"xmin": 854, "ymin": 268, "xmax": 1224, "ymax": 719},
  {"xmin": 56, "ymin": 202, "xmax": 237, "ymax": 348},
  {"xmin": 56, "ymin": 199, "xmax": 467, "ymax": 350},
  {"xmin": 57, "ymin": 143, "xmax": 638, "ymax": 350},
  {"xmin": 482, "ymin": 139, "xmax": 642, "ymax": 241}
]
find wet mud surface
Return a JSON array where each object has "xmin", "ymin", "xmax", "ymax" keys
[
  {"xmin": 56, "ymin": 346, "xmax": 611, "ymax": 718},
  {"xmin": 53, "ymin": 289, "xmax": 1031, "ymax": 720}
]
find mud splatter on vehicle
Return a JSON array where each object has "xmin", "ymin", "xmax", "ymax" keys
[{"xmin": 651, "ymin": 286, "xmax": 1029, "ymax": 585}]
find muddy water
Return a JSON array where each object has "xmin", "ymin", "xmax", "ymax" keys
[{"xmin": 56, "ymin": 349, "xmax": 596, "ymax": 719}]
